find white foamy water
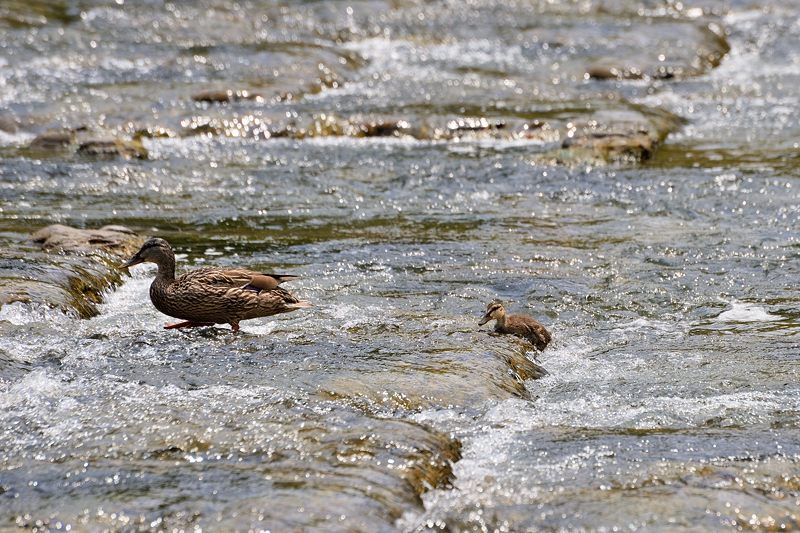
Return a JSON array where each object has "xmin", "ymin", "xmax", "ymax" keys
[
  {"xmin": 716, "ymin": 301, "xmax": 782, "ymax": 322},
  {"xmin": 0, "ymin": 301, "xmax": 73, "ymax": 327},
  {"xmin": 89, "ymin": 269, "xmax": 164, "ymax": 333},
  {"xmin": 0, "ymin": 130, "xmax": 34, "ymax": 146}
]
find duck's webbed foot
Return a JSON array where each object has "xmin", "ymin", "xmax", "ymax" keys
[{"xmin": 164, "ymin": 320, "xmax": 215, "ymax": 330}]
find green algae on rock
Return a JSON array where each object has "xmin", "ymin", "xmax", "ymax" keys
[{"xmin": 25, "ymin": 129, "xmax": 148, "ymax": 160}]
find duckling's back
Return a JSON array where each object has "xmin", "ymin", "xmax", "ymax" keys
[{"xmin": 503, "ymin": 314, "xmax": 551, "ymax": 351}]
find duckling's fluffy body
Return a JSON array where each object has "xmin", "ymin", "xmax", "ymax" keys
[
  {"xmin": 479, "ymin": 301, "xmax": 551, "ymax": 351},
  {"xmin": 123, "ymin": 238, "xmax": 310, "ymax": 331}
]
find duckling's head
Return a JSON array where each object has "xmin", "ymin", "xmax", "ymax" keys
[
  {"xmin": 478, "ymin": 300, "xmax": 506, "ymax": 325},
  {"xmin": 121, "ymin": 237, "xmax": 174, "ymax": 269}
]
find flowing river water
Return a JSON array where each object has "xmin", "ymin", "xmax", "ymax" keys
[{"xmin": 1, "ymin": 1, "xmax": 799, "ymax": 531}]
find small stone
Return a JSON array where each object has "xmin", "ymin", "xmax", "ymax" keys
[
  {"xmin": 28, "ymin": 129, "xmax": 77, "ymax": 150},
  {"xmin": 356, "ymin": 120, "xmax": 410, "ymax": 138},
  {"xmin": 191, "ymin": 89, "xmax": 264, "ymax": 104},
  {"xmin": 0, "ymin": 114, "xmax": 18, "ymax": 133},
  {"xmin": 76, "ymin": 139, "xmax": 148, "ymax": 159},
  {"xmin": 132, "ymin": 126, "xmax": 175, "ymax": 140},
  {"xmin": 586, "ymin": 64, "xmax": 644, "ymax": 80}
]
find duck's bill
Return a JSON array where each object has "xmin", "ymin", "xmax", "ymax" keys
[
  {"xmin": 120, "ymin": 255, "xmax": 143, "ymax": 269},
  {"xmin": 478, "ymin": 314, "xmax": 491, "ymax": 326}
]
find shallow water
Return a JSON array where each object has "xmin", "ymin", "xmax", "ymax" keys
[{"xmin": 1, "ymin": 1, "xmax": 799, "ymax": 531}]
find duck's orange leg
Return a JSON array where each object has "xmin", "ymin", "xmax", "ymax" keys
[
  {"xmin": 164, "ymin": 320, "xmax": 215, "ymax": 330},
  {"xmin": 230, "ymin": 322, "xmax": 240, "ymax": 333}
]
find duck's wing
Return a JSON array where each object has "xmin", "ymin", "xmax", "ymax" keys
[
  {"xmin": 178, "ymin": 268, "xmax": 297, "ymax": 290},
  {"xmin": 177, "ymin": 267, "xmax": 258, "ymax": 289},
  {"xmin": 177, "ymin": 267, "xmax": 310, "ymax": 315},
  {"xmin": 512, "ymin": 316, "xmax": 552, "ymax": 348}
]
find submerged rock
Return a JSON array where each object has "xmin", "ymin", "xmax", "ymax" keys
[
  {"xmin": 28, "ymin": 129, "xmax": 77, "ymax": 151},
  {"xmin": 30, "ymin": 224, "xmax": 142, "ymax": 256},
  {"xmin": 586, "ymin": 64, "xmax": 645, "ymax": 81},
  {"xmin": 557, "ymin": 108, "xmax": 684, "ymax": 163},
  {"xmin": 25, "ymin": 128, "xmax": 148, "ymax": 160},
  {"xmin": 0, "ymin": 114, "xmax": 18, "ymax": 133},
  {"xmin": 0, "ymin": 225, "xmax": 144, "ymax": 318},
  {"xmin": 192, "ymin": 89, "xmax": 265, "ymax": 104},
  {"xmin": 177, "ymin": 106, "xmax": 680, "ymax": 164},
  {"xmin": 132, "ymin": 126, "xmax": 176, "ymax": 140},
  {"xmin": 77, "ymin": 138, "xmax": 148, "ymax": 160},
  {"xmin": 586, "ymin": 23, "xmax": 730, "ymax": 81},
  {"xmin": 0, "ymin": 0, "xmax": 76, "ymax": 27}
]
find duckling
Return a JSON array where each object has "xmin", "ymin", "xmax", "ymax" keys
[
  {"xmin": 121, "ymin": 237, "xmax": 311, "ymax": 332},
  {"xmin": 478, "ymin": 301, "xmax": 551, "ymax": 351}
]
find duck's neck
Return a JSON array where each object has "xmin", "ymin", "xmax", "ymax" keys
[
  {"xmin": 494, "ymin": 312, "xmax": 506, "ymax": 329},
  {"xmin": 152, "ymin": 253, "xmax": 176, "ymax": 285}
]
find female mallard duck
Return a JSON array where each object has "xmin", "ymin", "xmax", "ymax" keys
[
  {"xmin": 121, "ymin": 238, "xmax": 311, "ymax": 332},
  {"xmin": 478, "ymin": 301, "xmax": 551, "ymax": 351}
]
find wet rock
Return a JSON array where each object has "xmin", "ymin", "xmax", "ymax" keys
[
  {"xmin": 0, "ymin": 225, "xmax": 144, "ymax": 318},
  {"xmin": 191, "ymin": 89, "xmax": 265, "ymax": 104},
  {"xmin": 180, "ymin": 115, "xmax": 276, "ymax": 139},
  {"xmin": 0, "ymin": 114, "xmax": 18, "ymax": 133},
  {"xmin": 25, "ymin": 128, "xmax": 148, "ymax": 160},
  {"xmin": 1, "ymin": 378, "xmax": 461, "ymax": 531},
  {"xmin": 446, "ymin": 117, "xmax": 506, "ymax": 133},
  {"xmin": 0, "ymin": 0, "xmax": 76, "ymax": 28},
  {"xmin": 500, "ymin": 349, "xmax": 549, "ymax": 382},
  {"xmin": 311, "ymin": 326, "xmax": 547, "ymax": 412},
  {"xmin": 132, "ymin": 126, "xmax": 176, "ymax": 140},
  {"xmin": 354, "ymin": 119, "xmax": 411, "ymax": 138},
  {"xmin": 177, "ymin": 104, "xmax": 680, "ymax": 164},
  {"xmin": 28, "ymin": 129, "xmax": 77, "ymax": 151},
  {"xmin": 30, "ymin": 224, "xmax": 142, "ymax": 256},
  {"xmin": 77, "ymin": 138, "xmax": 148, "ymax": 160},
  {"xmin": 558, "ymin": 109, "xmax": 684, "ymax": 163},
  {"xmin": 563, "ymin": 131, "xmax": 655, "ymax": 161},
  {"xmin": 586, "ymin": 23, "xmax": 730, "ymax": 81},
  {"xmin": 586, "ymin": 64, "xmax": 644, "ymax": 81}
]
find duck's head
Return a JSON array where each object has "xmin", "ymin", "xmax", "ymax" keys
[
  {"xmin": 121, "ymin": 237, "xmax": 173, "ymax": 268},
  {"xmin": 478, "ymin": 300, "xmax": 506, "ymax": 325}
]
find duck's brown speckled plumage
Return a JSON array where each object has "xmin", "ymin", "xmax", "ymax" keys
[
  {"xmin": 122, "ymin": 238, "xmax": 310, "ymax": 331},
  {"xmin": 479, "ymin": 301, "xmax": 551, "ymax": 351}
]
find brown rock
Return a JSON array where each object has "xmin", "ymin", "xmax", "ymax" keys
[
  {"xmin": 586, "ymin": 64, "xmax": 644, "ymax": 80},
  {"xmin": 0, "ymin": 114, "xmax": 18, "ymax": 133},
  {"xmin": 192, "ymin": 89, "xmax": 265, "ymax": 104},
  {"xmin": 30, "ymin": 224, "xmax": 143, "ymax": 257},
  {"xmin": 132, "ymin": 126, "xmax": 175, "ymax": 140},
  {"xmin": 76, "ymin": 138, "xmax": 148, "ymax": 159},
  {"xmin": 28, "ymin": 129, "xmax": 77, "ymax": 150},
  {"xmin": 356, "ymin": 120, "xmax": 411, "ymax": 138},
  {"xmin": 1, "ymin": 225, "xmax": 144, "ymax": 318},
  {"xmin": 563, "ymin": 131, "xmax": 655, "ymax": 161}
]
